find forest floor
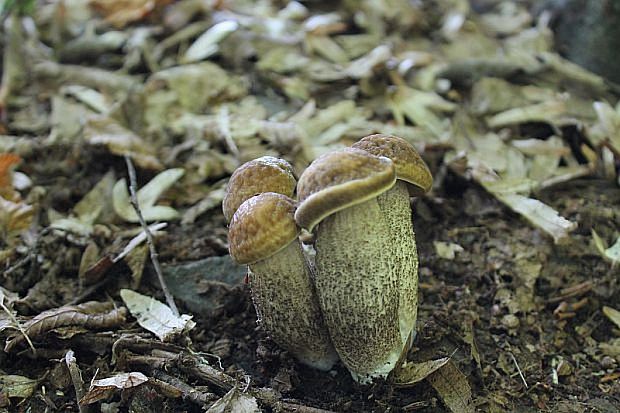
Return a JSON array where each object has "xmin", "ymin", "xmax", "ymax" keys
[{"xmin": 1, "ymin": 1, "xmax": 619, "ymax": 412}]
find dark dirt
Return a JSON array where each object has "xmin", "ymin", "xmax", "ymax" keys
[{"xmin": 3, "ymin": 147, "xmax": 619, "ymax": 412}]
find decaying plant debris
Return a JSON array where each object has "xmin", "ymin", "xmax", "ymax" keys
[{"xmin": 0, "ymin": 0, "xmax": 619, "ymax": 411}]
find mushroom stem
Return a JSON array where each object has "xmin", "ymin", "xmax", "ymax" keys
[
  {"xmin": 375, "ymin": 180, "xmax": 418, "ymax": 348},
  {"xmin": 249, "ymin": 239, "xmax": 338, "ymax": 371},
  {"xmin": 313, "ymin": 198, "xmax": 404, "ymax": 382}
]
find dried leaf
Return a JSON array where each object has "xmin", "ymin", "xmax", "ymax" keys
[
  {"xmin": 591, "ymin": 101, "xmax": 620, "ymax": 152},
  {"xmin": 206, "ymin": 387, "xmax": 260, "ymax": 413},
  {"xmin": 4, "ymin": 301, "xmax": 127, "ymax": 352},
  {"xmin": 80, "ymin": 372, "xmax": 148, "ymax": 405},
  {"xmin": 602, "ymin": 306, "xmax": 620, "ymax": 329},
  {"xmin": 389, "ymin": 86, "xmax": 455, "ymax": 136},
  {"xmin": 81, "ymin": 254, "xmax": 115, "ymax": 286},
  {"xmin": 492, "ymin": 193, "xmax": 576, "ymax": 243},
  {"xmin": 113, "ymin": 168, "xmax": 184, "ymax": 222},
  {"xmin": 599, "ymin": 338, "xmax": 620, "ymax": 359},
  {"xmin": 181, "ymin": 186, "xmax": 226, "ymax": 225},
  {"xmin": 306, "ymin": 35, "xmax": 349, "ymax": 64},
  {"xmin": 393, "ymin": 357, "xmax": 451, "ymax": 386},
  {"xmin": 434, "ymin": 242, "xmax": 464, "ymax": 260},
  {"xmin": 345, "ymin": 44, "xmax": 391, "ymax": 79},
  {"xmin": 428, "ymin": 361, "xmax": 474, "ymax": 413},
  {"xmin": 125, "ymin": 243, "xmax": 148, "ymax": 288},
  {"xmin": 50, "ymin": 170, "xmax": 115, "ymax": 235},
  {"xmin": 182, "ymin": 21, "xmax": 239, "ymax": 63},
  {"xmin": 0, "ymin": 195, "xmax": 33, "ymax": 240},
  {"xmin": 78, "ymin": 241, "xmax": 100, "ymax": 284},
  {"xmin": 0, "ymin": 374, "xmax": 37, "ymax": 399},
  {"xmin": 63, "ymin": 85, "xmax": 111, "ymax": 114},
  {"xmin": 592, "ymin": 230, "xmax": 620, "ymax": 265},
  {"xmin": 120, "ymin": 289, "xmax": 195, "ymax": 342},
  {"xmin": 144, "ymin": 63, "xmax": 247, "ymax": 119},
  {"xmin": 257, "ymin": 47, "xmax": 310, "ymax": 74},
  {"xmin": 84, "ymin": 116, "xmax": 163, "ymax": 170},
  {"xmin": 487, "ymin": 101, "xmax": 557, "ymax": 127},
  {"xmin": 0, "ymin": 153, "xmax": 20, "ymax": 194}
]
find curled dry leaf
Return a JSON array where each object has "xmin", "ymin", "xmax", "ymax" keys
[
  {"xmin": 393, "ymin": 357, "xmax": 451, "ymax": 386},
  {"xmin": 4, "ymin": 301, "xmax": 127, "ymax": 352},
  {"xmin": 428, "ymin": 361, "xmax": 475, "ymax": 413},
  {"xmin": 80, "ymin": 372, "xmax": 148, "ymax": 405}
]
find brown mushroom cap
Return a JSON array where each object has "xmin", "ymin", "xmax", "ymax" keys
[
  {"xmin": 228, "ymin": 192, "xmax": 299, "ymax": 265},
  {"xmin": 295, "ymin": 148, "xmax": 396, "ymax": 231},
  {"xmin": 222, "ymin": 156, "xmax": 296, "ymax": 222},
  {"xmin": 352, "ymin": 134, "xmax": 432, "ymax": 196}
]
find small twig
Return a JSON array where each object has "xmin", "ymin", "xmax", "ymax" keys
[
  {"xmin": 0, "ymin": 298, "xmax": 36, "ymax": 354},
  {"xmin": 546, "ymin": 281, "xmax": 593, "ymax": 304},
  {"xmin": 124, "ymin": 155, "xmax": 179, "ymax": 316},
  {"xmin": 127, "ymin": 351, "xmax": 330, "ymax": 412},
  {"xmin": 152, "ymin": 369, "xmax": 218, "ymax": 406},
  {"xmin": 65, "ymin": 349, "xmax": 92, "ymax": 413},
  {"xmin": 508, "ymin": 352, "xmax": 528, "ymax": 389},
  {"xmin": 280, "ymin": 402, "xmax": 337, "ymax": 413}
]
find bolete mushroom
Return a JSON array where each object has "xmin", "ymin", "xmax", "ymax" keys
[
  {"xmin": 222, "ymin": 156, "xmax": 297, "ymax": 223},
  {"xmin": 228, "ymin": 192, "xmax": 338, "ymax": 371},
  {"xmin": 295, "ymin": 148, "xmax": 405, "ymax": 382},
  {"xmin": 351, "ymin": 134, "xmax": 432, "ymax": 347}
]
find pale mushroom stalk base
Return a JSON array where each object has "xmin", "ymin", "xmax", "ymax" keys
[
  {"xmin": 375, "ymin": 180, "xmax": 419, "ymax": 348},
  {"xmin": 313, "ymin": 199, "xmax": 404, "ymax": 383},
  {"xmin": 249, "ymin": 240, "xmax": 339, "ymax": 371}
]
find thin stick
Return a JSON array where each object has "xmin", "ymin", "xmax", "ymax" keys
[
  {"xmin": 152, "ymin": 369, "xmax": 218, "ymax": 405},
  {"xmin": 124, "ymin": 155, "xmax": 179, "ymax": 316},
  {"xmin": 509, "ymin": 352, "xmax": 528, "ymax": 389},
  {"xmin": 0, "ymin": 299, "xmax": 36, "ymax": 354}
]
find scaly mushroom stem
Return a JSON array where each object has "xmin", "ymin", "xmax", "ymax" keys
[
  {"xmin": 228, "ymin": 193, "xmax": 337, "ymax": 371},
  {"xmin": 249, "ymin": 240, "xmax": 338, "ymax": 371},
  {"xmin": 352, "ymin": 134, "xmax": 432, "ymax": 349},
  {"xmin": 375, "ymin": 181, "xmax": 418, "ymax": 347},
  {"xmin": 313, "ymin": 199, "xmax": 404, "ymax": 382}
]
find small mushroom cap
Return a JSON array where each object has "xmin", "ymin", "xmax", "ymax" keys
[
  {"xmin": 223, "ymin": 156, "xmax": 296, "ymax": 222},
  {"xmin": 228, "ymin": 192, "xmax": 299, "ymax": 265},
  {"xmin": 295, "ymin": 148, "xmax": 396, "ymax": 231},
  {"xmin": 352, "ymin": 134, "xmax": 433, "ymax": 196}
]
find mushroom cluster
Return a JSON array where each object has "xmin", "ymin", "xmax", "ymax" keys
[{"xmin": 223, "ymin": 134, "xmax": 432, "ymax": 383}]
